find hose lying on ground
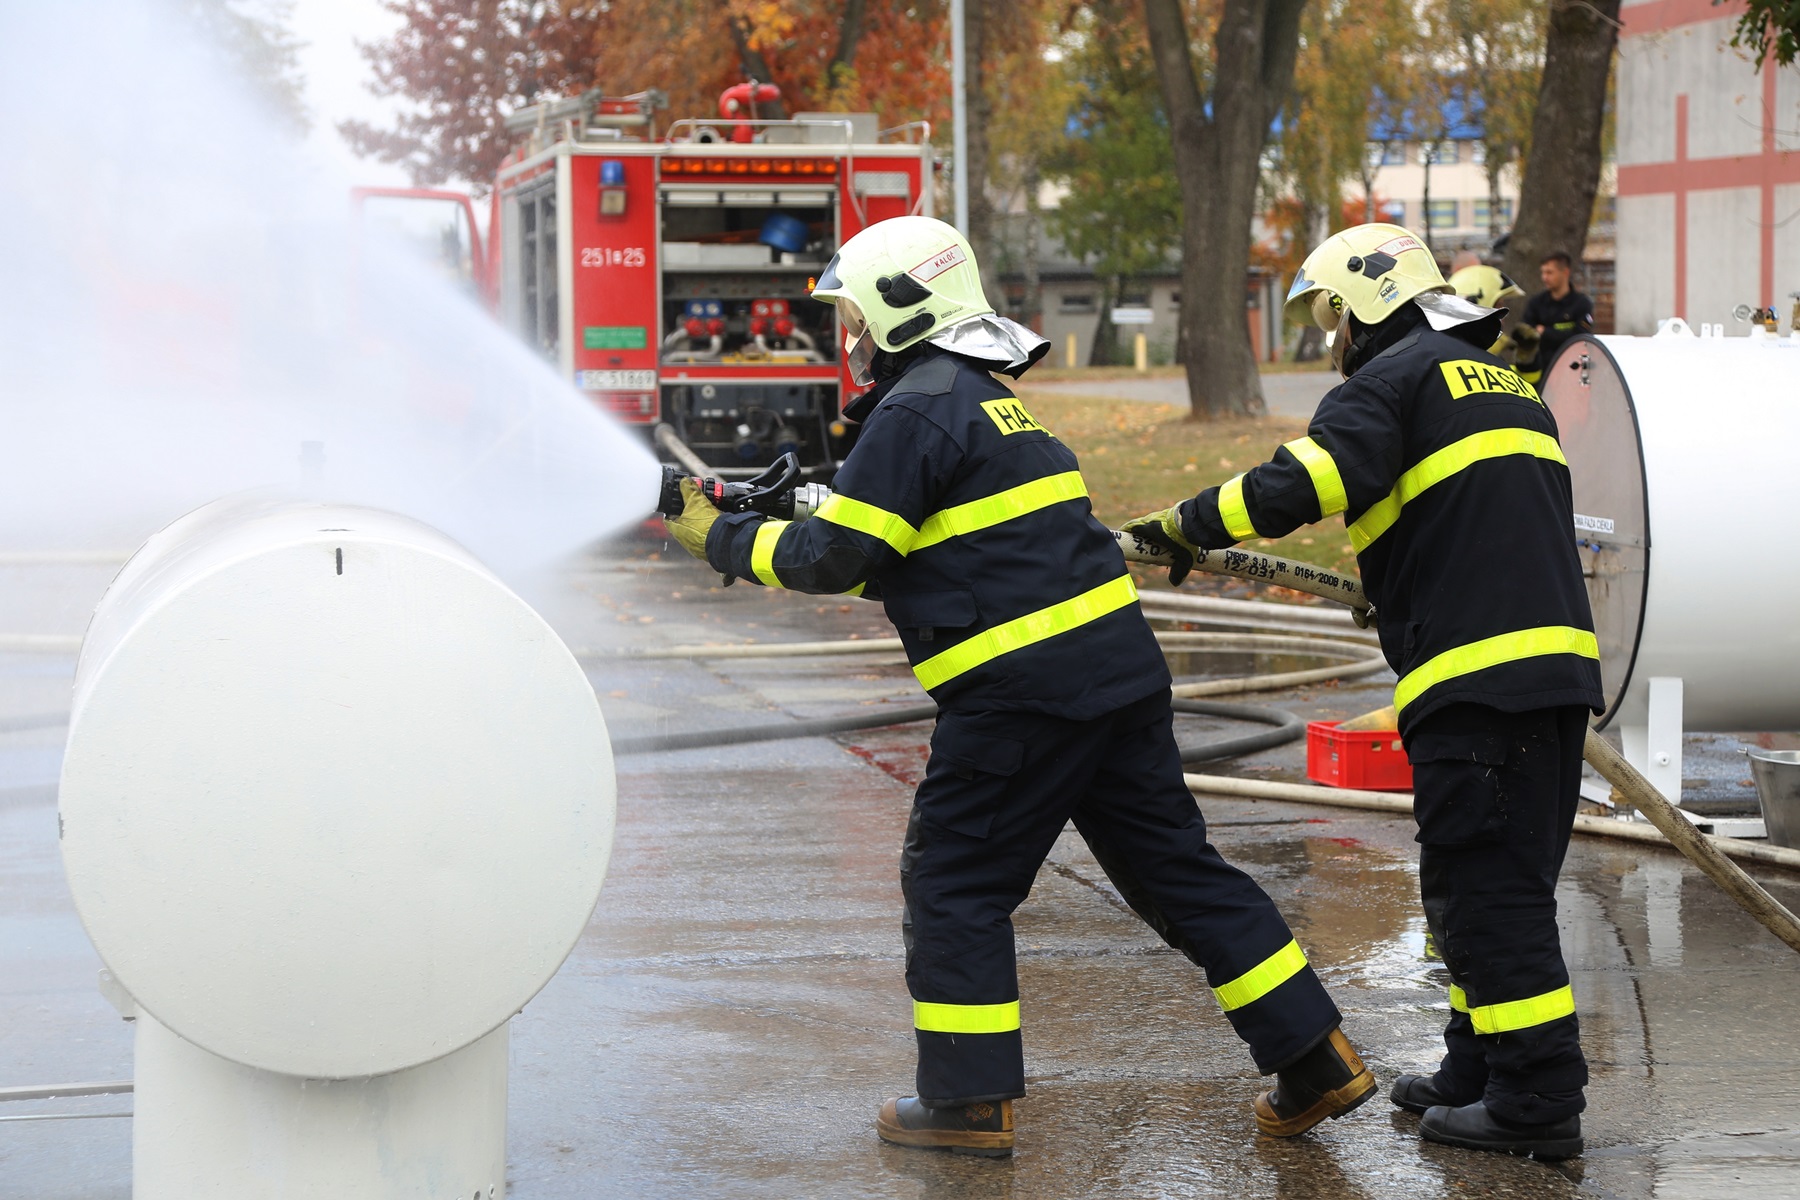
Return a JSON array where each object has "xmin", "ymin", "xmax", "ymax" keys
[
  {"xmin": 612, "ymin": 697, "xmax": 1305, "ymax": 764},
  {"xmin": 1171, "ymin": 700, "xmax": 1303, "ymax": 765},
  {"xmin": 591, "ymin": 630, "xmax": 1390, "ymax": 694},
  {"xmin": 604, "ymin": 631, "xmax": 1382, "ymax": 757},
  {"xmin": 1185, "ymin": 769, "xmax": 1800, "ymax": 888}
]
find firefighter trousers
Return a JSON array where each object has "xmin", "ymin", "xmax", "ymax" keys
[
  {"xmin": 900, "ymin": 688, "xmax": 1341, "ymax": 1107},
  {"xmin": 1406, "ymin": 702, "xmax": 1590, "ymax": 1124}
]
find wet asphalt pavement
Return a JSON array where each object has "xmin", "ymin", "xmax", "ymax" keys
[{"xmin": 5, "ymin": 551, "xmax": 1800, "ymax": 1198}]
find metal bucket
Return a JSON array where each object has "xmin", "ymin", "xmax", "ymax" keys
[{"xmin": 1747, "ymin": 749, "xmax": 1800, "ymax": 849}]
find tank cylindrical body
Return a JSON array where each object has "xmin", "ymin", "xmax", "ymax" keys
[
  {"xmin": 1541, "ymin": 330, "xmax": 1800, "ymax": 730},
  {"xmin": 58, "ymin": 498, "xmax": 615, "ymax": 1197}
]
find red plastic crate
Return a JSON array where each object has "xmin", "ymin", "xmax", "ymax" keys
[{"xmin": 1305, "ymin": 720, "xmax": 1414, "ymax": 791}]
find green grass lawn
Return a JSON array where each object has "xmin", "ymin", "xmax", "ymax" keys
[{"xmin": 1010, "ymin": 390, "xmax": 1362, "ymax": 594}]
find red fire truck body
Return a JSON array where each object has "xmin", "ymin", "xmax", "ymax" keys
[{"xmin": 488, "ymin": 93, "xmax": 934, "ymax": 477}]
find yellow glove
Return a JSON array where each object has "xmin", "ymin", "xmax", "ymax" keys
[
  {"xmin": 665, "ymin": 477, "xmax": 719, "ymax": 560},
  {"xmin": 1119, "ymin": 506, "xmax": 1200, "ymax": 586}
]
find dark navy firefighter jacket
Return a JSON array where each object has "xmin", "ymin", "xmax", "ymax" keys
[
  {"xmin": 1174, "ymin": 304, "xmax": 1604, "ymax": 736},
  {"xmin": 706, "ymin": 347, "xmax": 1169, "ymax": 720}
]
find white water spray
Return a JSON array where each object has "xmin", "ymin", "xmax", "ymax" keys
[{"xmin": 0, "ymin": 0, "xmax": 659, "ymax": 573}]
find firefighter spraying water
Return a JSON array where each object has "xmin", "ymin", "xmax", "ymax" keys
[{"xmin": 662, "ymin": 215, "xmax": 1376, "ymax": 1157}]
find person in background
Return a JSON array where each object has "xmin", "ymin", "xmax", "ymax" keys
[{"xmin": 1517, "ymin": 252, "xmax": 1594, "ymax": 385}]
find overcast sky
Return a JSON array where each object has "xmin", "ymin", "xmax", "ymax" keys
[{"xmin": 290, "ymin": 0, "xmax": 412, "ymax": 187}]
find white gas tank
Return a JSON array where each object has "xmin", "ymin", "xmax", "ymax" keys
[
  {"xmin": 59, "ymin": 498, "xmax": 615, "ymax": 1197},
  {"xmin": 1541, "ymin": 326, "xmax": 1800, "ymax": 732}
]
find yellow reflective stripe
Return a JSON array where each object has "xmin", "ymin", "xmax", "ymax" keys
[
  {"xmin": 1217, "ymin": 474, "xmax": 1259, "ymax": 540},
  {"xmin": 913, "ymin": 999, "xmax": 1020, "ymax": 1034},
  {"xmin": 1213, "ymin": 939, "xmax": 1308, "ymax": 1011},
  {"xmin": 1462, "ymin": 985, "xmax": 1575, "ymax": 1035},
  {"xmin": 912, "ymin": 574, "xmax": 1139, "ymax": 692},
  {"xmin": 1348, "ymin": 429, "xmax": 1567, "ymax": 552},
  {"xmin": 913, "ymin": 471, "xmax": 1088, "ymax": 552},
  {"xmin": 1284, "ymin": 436, "xmax": 1348, "ymax": 517},
  {"xmin": 813, "ymin": 493, "xmax": 919, "ymax": 556},
  {"xmin": 1449, "ymin": 984, "xmax": 1470, "ymax": 1012},
  {"xmin": 750, "ymin": 520, "xmax": 789, "ymax": 588},
  {"xmin": 1394, "ymin": 626, "xmax": 1599, "ymax": 714},
  {"xmin": 846, "ymin": 582, "xmax": 866, "ymax": 598}
]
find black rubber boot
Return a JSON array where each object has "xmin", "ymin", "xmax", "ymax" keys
[
  {"xmin": 876, "ymin": 1096, "xmax": 1014, "ymax": 1157},
  {"xmin": 1254, "ymin": 1027, "xmax": 1378, "ymax": 1136},
  {"xmin": 1390, "ymin": 1072, "xmax": 1482, "ymax": 1115},
  {"xmin": 1419, "ymin": 1100, "xmax": 1583, "ymax": 1160}
]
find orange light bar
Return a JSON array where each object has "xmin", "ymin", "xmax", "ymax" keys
[{"xmin": 663, "ymin": 157, "xmax": 843, "ymax": 179}]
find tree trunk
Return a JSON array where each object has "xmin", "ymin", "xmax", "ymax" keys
[
  {"xmin": 963, "ymin": 0, "xmax": 1003, "ymax": 309},
  {"xmin": 1144, "ymin": 0, "xmax": 1306, "ymax": 419},
  {"xmin": 1421, "ymin": 143, "xmax": 1435, "ymax": 254},
  {"xmin": 1292, "ymin": 195, "xmax": 1328, "ymax": 361},
  {"xmin": 1502, "ymin": 0, "xmax": 1621, "ymax": 284},
  {"xmin": 1090, "ymin": 274, "xmax": 1121, "ymax": 366},
  {"xmin": 829, "ymin": 0, "xmax": 867, "ymax": 80},
  {"xmin": 1023, "ymin": 162, "xmax": 1044, "ymax": 330},
  {"xmin": 1486, "ymin": 143, "xmax": 1505, "ymax": 241}
]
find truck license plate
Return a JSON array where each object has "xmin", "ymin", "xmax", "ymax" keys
[{"xmin": 577, "ymin": 369, "xmax": 657, "ymax": 391}]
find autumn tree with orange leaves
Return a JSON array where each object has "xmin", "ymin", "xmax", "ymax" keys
[{"xmin": 343, "ymin": 0, "xmax": 951, "ymax": 189}]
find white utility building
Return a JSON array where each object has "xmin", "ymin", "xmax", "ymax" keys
[{"xmin": 1615, "ymin": 0, "xmax": 1800, "ymax": 333}]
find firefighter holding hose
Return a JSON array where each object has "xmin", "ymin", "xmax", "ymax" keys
[
  {"xmin": 665, "ymin": 216, "xmax": 1374, "ymax": 1157},
  {"xmin": 1124, "ymin": 223, "xmax": 1603, "ymax": 1160}
]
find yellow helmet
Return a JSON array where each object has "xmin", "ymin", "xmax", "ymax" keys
[
  {"xmin": 1447, "ymin": 264, "xmax": 1523, "ymax": 309},
  {"xmin": 1284, "ymin": 222, "xmax": 1450, "ymax": 332},
  {"xmin": 810, "ymin": 216, "xmax": 994, "ymax": 386}
]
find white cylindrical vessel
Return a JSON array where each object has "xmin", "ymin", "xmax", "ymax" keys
[
  {"xmin": 59, "ymin": 498, "xmax": 615, "ymax": 1197},
  {"xmin": 1541, "ymin": 328, "xmax": 1800, "ymax": 730}
]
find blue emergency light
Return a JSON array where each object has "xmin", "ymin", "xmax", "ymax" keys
[{"xmin": 598, "ymin": 160, "xmax": 627, "ymax": 216}]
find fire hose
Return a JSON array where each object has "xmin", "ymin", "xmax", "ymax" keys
[
  {"xmin": 602, "ymin": 630, "xmax": 1387, "ymax": 761},
  {"xmin": 650, "ymin": 428, "xmax": 1800, "ymax": 953},
  {"xmin": 652, "ymin": 429, "xmax": 1374, "ymax": 622}
]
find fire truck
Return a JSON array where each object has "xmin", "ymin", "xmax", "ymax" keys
[{"xmin": 364, "ymin": 86, "xmax": 935, "ymax": 480}]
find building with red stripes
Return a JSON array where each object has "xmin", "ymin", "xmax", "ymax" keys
[{"xmin": 1616, "ymin": 0, "xmax": 1800, "ymax": 332}]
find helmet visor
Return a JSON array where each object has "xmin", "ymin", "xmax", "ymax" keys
[
  {"xmin": 1309, "ymin": 290, "xmax": 1345, "ymax": 334},
  {"xmin": 838, "ymin": 296, "xmax": 876, "ymax": 386},
  {"xmin": 838, "ymin": 295, "xmax": 868, "ymax": 341}
]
